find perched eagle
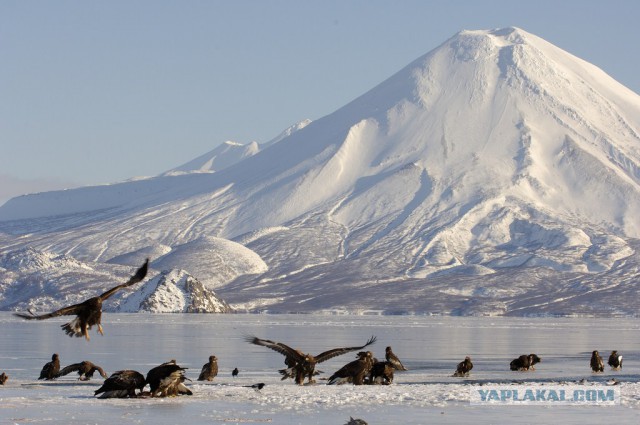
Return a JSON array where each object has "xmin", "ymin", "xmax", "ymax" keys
[
  {"xmin": 453, "ymin": 356, "xmax": 473, "ymax": 377},
  {"xmin": 369, "ymin": 360, "xmax": 395, "ymax": 385},
  {"xmin": 145, "ymin": 361, "xmax": 192, "ymax": 397},
  {"xmin": 385, "ymin": 346, "xmax": 408, "ymax": 371},
  {"xmin": 56, "ymin": 360, "xmax": 108, "ymax": 381},
  {"xmin": 197, "ymin": 355, "xmax": 218, "ymax": 381},
  {"xmin": 38, "ymin": 353, "xmax": 60, "ymax": 380},
  {"xmin": 94, "ymin": 370, "xmax": 146, "ymax": 399},
  {"xmin": 15, "ymin": 259, "xmax": 149, "ymax": 340},
  {"xmin": 232, "ymin": 367, "xmax": 239, "ymax": 378},
  {"xmin": 608, "ymin": 350, "xmax": 623, "ymax": 370},
  {"xmin": 327, "ymin": 351, "xmax": 375, "ymax": 385},
  {"xmin": 590, "ymin": 350, "xmax": 604, "ymax": 373},
  {"xmin": 246, "ymin": 335, "xmax": 377, "ymax": 385},
  {"xmin": 0, "ymin": 372, "xmax": 7, "ymax": 385},
  {"xmin": 510, "ymin": 354, "xmax": 541, "ymax": 371}
]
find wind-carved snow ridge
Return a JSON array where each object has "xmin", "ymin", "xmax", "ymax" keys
[{"xmin": 1, "ymin": 27, "xmax": 640, "ymax": 315}]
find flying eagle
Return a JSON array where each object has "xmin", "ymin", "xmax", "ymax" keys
[
  {"xmin": 15, "ymin": 259, "xmax": 149, "ymax": 340},
  {"xmin": 145, "ymin": 361, "xmax": 192, "ymax": 397},
  {"xmin": 608, "ymin": 350, "xmax": 623, "ymax": 370},
  {"xmin": 38, "ymin": 353, "xmax": 60, "ymax": 380},
  {"xmin": 197, "ymin": 355, "xmax": 218, "ymax": 381},
  {"xmin": 56, "ymin": 360, "xmax": 108, "ymax": 381},
  {"xmin": 245, "ymin": 335, "xmax": 377, "ymax": 385},
  {"xmin": 590, "ymin": 350, "xmax": 604, "ymax": 372},
  {"xmin": 0, "ymin": 372, "xmax": 7, "ymax": 385},
  {"xmin": 385, "ymin": 346, "xmax": 408, "ymax": 371},
  {"xmin": 453, "ymin": 356, "xmax": 473, "ymax": 377},
  {"xmin": 94, "ymin": 370, "xmax": 146, "ymax": 399},
  {"xmin": 327, "ymin": 351, "xmax": 375, "ymax": 385},
  {"xmin": 510, "ymin": 354, "xmax": 541, "ymax": 371}
]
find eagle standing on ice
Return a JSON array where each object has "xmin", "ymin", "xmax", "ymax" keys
[
  {"xmin": 385, "ymin": 346, "xmax": 408, "ymax": 371},
  {"xmin": 38, "ymin": 353, "xmax": 60, "ymax": 380},
  {"xmin": 197, "ymin": 355, "xmax": 218, "ymax": 381},
  {"xmin": 590, "ymin": 350, "xmax": 604, "ymax": 372},
  {"xmin": 246, "ymin": 335, "xmax": 377, "ymax": 385},
  {"xmin": 15, "ymin": 259, "xmax": 149, "ymax": 340},
  {"xmin": 453, "ymin": 356, "xmax": 473, "ymax": 377},
  {"xmin": 608, "ymin": 350, "xmax": 623, "ymax": 370}
]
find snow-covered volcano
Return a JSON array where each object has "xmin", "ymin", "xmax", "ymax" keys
[{"xmin": 1, "ymin": 27, "xmax": 639, "ymax": 315}]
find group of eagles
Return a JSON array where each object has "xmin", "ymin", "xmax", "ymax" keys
[{"xmin": 3, "ymin": 259, "xmax": 626, "ymax": 397}]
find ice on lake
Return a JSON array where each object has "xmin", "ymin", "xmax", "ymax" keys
[{"xmin": 1, "ymin": 313, "xmax": 639, "ymax": 424}]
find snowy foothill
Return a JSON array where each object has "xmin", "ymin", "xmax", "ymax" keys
[{"xmin": 1, "ymin": 314, "xmax": 640, "ymax": 424}]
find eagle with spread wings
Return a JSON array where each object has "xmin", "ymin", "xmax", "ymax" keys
[
  {"xmin": 245, "ymin": 335, "xmax": 376, "ymax": 385},
  {"xmin": 14, "ymin": 259, "xmax": 149, "ymax": 340}
]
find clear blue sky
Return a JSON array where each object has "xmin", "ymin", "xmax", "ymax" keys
[{"xmin": 1, "ymin": 0, "xmax": 638, "ymax": 204}]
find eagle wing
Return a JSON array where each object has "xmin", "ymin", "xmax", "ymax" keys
[
  {"xmin": 14, "ymin": 302, "xmax": 85, "ymax": 320},
  {"xmin": 245, "ymin": 336, "xmax": 306, "ymax": 363},
  {"xmin": 314, "ymin": 335, "xmax": 377, "ymax": 364},
  {"xmin": 56, "ymin": 362, "xmax": 83, "ymax": 377},
  {"xmin": 99, "ymin": 259, "xmax": 149, "ymax": 301}
]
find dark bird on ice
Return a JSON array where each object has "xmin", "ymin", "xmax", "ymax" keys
[
  {"xmin": 94, "ymin": 370, "xmax": 146, "ymax": 399},
  {"xmin": 14, "ymin": 259, "xmax": 149, "ymax": 340},
  {"xmin": 0, "ymin": 372, "xmax": 7, "ymax": 385},
  {"xmin": 385, "ymin": 346, "xmax": 408, "ymax": 371},
  {"xmin": 197, "ymin": 355, "xmax": 218, "ymax": 381},
  {"xmin": 38, "ymin": 353, "xmax": 60, "ymax": 380},
  {"xmin": 345, "ymin": 417, "xmax": 368, "ymax": 425},
  {"xmin": 368, "ymin": 360, "xmax": 395, "ymax": 385},
  {"xmin": 244, "ymin": 382, "xmax": 265, "ymax": 391},
  {"xmin": 327, "ymin": 351, "xmax": 375, "ymax": 385},
  {"xmin": 145, "ymin": 361, "xmax": 192, "ymax": 397},
  {"xmin": 453, "ymin": 356, "xmax": 473, "ymax": 377},
  {"xmin": 590, "ymin": 350, "xmax": 604, "ymax": 373},
  {"xmin": 510, "ymin": 354, "xmax": 541, "ymax": 371},
  {"xmin": 56, "ymin": 360, "xmax": 108, "ymax": 381},
  {"xmin": 232, "ymin": 367, "xmax": 239, "ymax": 378},
  {"xmin": 245, "ymin": 335, "xmax": 377, "ymax": 385},
  {"xmin": 608, "ymin": 350, "xmax": 623, "ymax": 370}
]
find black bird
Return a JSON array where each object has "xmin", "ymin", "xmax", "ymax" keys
[
  {"xmin": 0, "ymin": 372, "xmax": 7, "ymax": 385},
  {"xmin": 246, "ymin": 335, "xmax": 376, "ymax": 385},
  {"xmin": 94, "ymin": 370, "xmax": 146, "ymax": 399},
  {"xmin": 56, "ymin": 360, "xmax": 108, "ymax": 381},
  {"xmin": 385, "ymin": 346, "xmax": 408, "ymax": 371},
  {"xmin": 453, "ymin": 356, "xmax": 473, "ymax": 377},
  {"xmin": 232, "ymin": 367, "xmax": 239, "ymax": 378},
  {"xmin": 145, "ymin": 361, "xmax": 192, "ymax": 397},
  {"xmin": 608, "ymin": 350, "xmax": 623, "ymax": 370},
  {"xmin": 15, "ymin": 259, "xmax": 149, "ymax": 340},
  {"xmin": 38, "ymin": 353, "xmax": 60, "ymax": 380},
  {"xmin": 245, "ymin": 383, "xmax": 265, "ymax": 391},
  {"xmin": 591, "ymin": 350, "xmax": 604, "ymax": 372},
  {"xmin": 197, "ymin": 355, "xmax": 218, "ymax": 381}
]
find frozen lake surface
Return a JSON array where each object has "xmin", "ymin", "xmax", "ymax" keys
[{"xmin": 1, "ymin": 313, "xmax": 639, "ymax": 424}]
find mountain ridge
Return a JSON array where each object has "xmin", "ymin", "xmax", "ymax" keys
[{"xmin": 1, "ymin": 27, "xmax": 639, "ymax": 315}]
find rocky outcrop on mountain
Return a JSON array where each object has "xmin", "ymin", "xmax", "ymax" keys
[{"xmin": 116, "ymin": 269, "xmax": 232, "ymax": 313}]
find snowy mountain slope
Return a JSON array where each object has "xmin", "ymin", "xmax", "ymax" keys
[
  {"xmin": 0, "ymin": 27, "xmax": 639, "ymax": 315},
  {"xmin": 0, "ymin": 248, "xmax": 232, "ymax": 313}
]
